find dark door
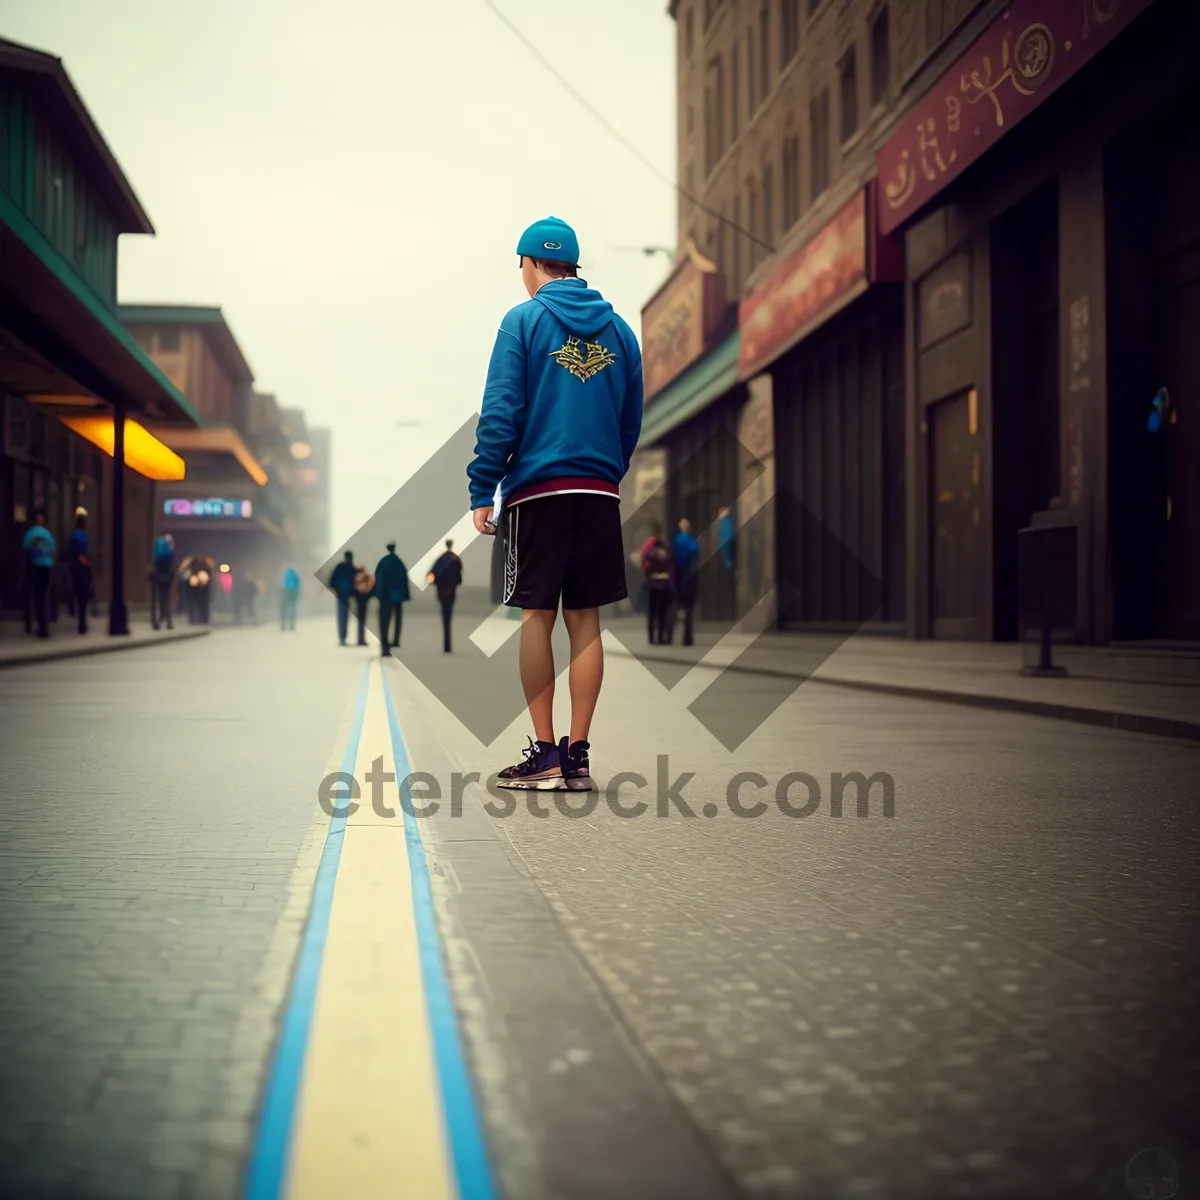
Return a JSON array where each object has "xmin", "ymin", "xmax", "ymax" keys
[
  {"xmin": 1160, "ymin": 243, "xmax": 1200, "ymax": 639},
  {"xmin": 929, "ymin": 389, "xmax": 985, "ymax": 639}
]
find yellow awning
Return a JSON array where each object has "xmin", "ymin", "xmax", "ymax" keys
[{"xmin": 63, "ymin": 416, "xmax": 185, "ymax": 482}]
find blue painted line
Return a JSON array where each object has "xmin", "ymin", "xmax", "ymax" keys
[
  {"xmin": 243, "ymin": 661, "xmax": 372, "ymax": 1200},
  {"xmin": 381, "ymin": 667, "xmax": 499, "ymax": 1200}
]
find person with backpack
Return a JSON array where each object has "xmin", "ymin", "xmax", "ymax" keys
[
  {"xmin": 280, "ymin": 566, "xmax": 300, "ymax": 631},
  {"xmin": 468, "ymin": 215, "xmax": 643, "ymax": 791},
  {"xmin": 374, "ymin": 543, "xmax": 410, "ymax": 655},
  {"xmin": 643, "ymin": 534, "xmax": 675, "ymax": 645},
  {"xmin": 151, "ymin": 533, "xmax": 177, "ymax": 630},
  {"xmin": 427, "ymin": 538, "xmax": 463, "ymax": 653}
]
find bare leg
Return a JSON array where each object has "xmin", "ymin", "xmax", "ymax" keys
[
  {"xmin": 562, "ymin": 607, "xmax": 603, "ymax": 745},
  {"xmin": 519, "ymin": 608, "xmax": 557, "ymax": 743}
]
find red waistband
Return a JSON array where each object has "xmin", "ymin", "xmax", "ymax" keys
[{"xmin": 506, "ymin": 477, "xmax": 620, "ymax": 506}]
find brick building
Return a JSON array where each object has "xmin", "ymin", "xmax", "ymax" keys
[{"xmin": 640, "ymin": 0, "xmax": 1196, "ymax": 646}]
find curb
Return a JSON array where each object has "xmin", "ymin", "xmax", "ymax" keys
[
  {"xmin": 0, "ymin": 627, "xmax": 210, "ymax": 669},
  {"xmin": 608, "ymin": 646, "xmax": 1200, "ymax": 743}
]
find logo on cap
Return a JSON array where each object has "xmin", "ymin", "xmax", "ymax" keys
[{"xmin": 543, "ymin": 241, "xmax": 561, "ymax": 250}]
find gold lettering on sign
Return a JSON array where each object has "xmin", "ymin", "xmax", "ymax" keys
[
  {"xmin": 917, "ymin": 117, "xmax": 956, "ymax": 182},
  {"xmin": 961, "ymin": 24, "xmax": 1056, "ymax": 128},
  {"xmin": 946, "ymin": 94, "xmax": 962, "ymax": 133},
  {"xmin": 884, "ymin": 148, "xmax": 916, "ymax": 210}
]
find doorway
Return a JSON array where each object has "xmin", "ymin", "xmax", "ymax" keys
[
  {"xmin": 990, "ymin": 181, "xmax": 1061, "ymax": 640},
  {"xmin": 928, "ymin": 388, "xmax": 985, "ymax": 640},
  {"xmin": 1106, "ymin": 86, "xmax": 1200, "ymax": 641}
]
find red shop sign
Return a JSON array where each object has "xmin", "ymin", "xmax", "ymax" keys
[{"xmin": 876, "ymin": 0, "xmax": 1157, "ymax": 235}]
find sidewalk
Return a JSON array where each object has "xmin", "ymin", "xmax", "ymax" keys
[
  {"xmin": 0, "ymin": 618, "xmax": 209, "ymax": 668},
  {"xmin": 602, "ymin": 616, "xmax": 1200, "ymax": 741}
]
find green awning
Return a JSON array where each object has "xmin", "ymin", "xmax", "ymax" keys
[
  {"xmin": 638, "ymin": 328, "xmax": 741, "ymax": 446},
  {"xmin": 0, "ymin": 187, "xmax": 201, "ymax": 426}
]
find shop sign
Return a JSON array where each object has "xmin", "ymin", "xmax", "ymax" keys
[
  {"xmin": 877, "ymin": 0, "xmax": 1156, "ymax": 235},
  {"xmin": 641, "ymin": 242, "xmax": 723, "ymax": 400},
  {"xmin": 739, "ymin": 191, "xmax": 869, "ymax": 378},
  {"xmin": 163, "ymin": 498, "xmax": 253, "ymax": 519}
]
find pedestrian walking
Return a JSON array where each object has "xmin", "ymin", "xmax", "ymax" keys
[
  {"xmin": 151, "ymin": 533, "xmax": 177, "ymax": 630},
  {"xmin": 427, "ymin": 538, "xmax": 463, "ymax": 653},
  {"xmin": 66, "ymin": 508, "xmax": 93, "ymax": 635},
  {"xmin": 672, "ymin": 517, "xmax": 701, "ymax": 646},
  {"xmin": 353, "ymin": 565, "xmax": 373, "ymax": 646},
  {"xmin": 643, "ymin": 534, "xmax": 674, "ymax": 645},
  {"xmin": 329, "ymin": 550, "xmax": 357, "ymax": 645},
  {"xmin": 22, "ymin": 511, "xmax": 56, "ymax": 639},
  {"xmin": 375, "ymin": 543, "xmax": 410, "ymax": 655},
  {"xmin": 280, "ymin": 567, "xmax": 300, "ymax": 631},
  {"xmin": 467, "ymin": 215, "xmax": 643, "ymax": 792}
]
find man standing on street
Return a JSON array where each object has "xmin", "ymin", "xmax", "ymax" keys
[
  {"xmin": 427, "ymin": 538, "xmax": 463, "ymax": 653},
  {"xmin": 375, "ymin": 542, "xmax": 410, "ymax": 656},
  {"xmin": 23, "ymin": 511, "xmax": 56, "ymax": 639},
  {"xmin": 468, "ymin": 216, "xmax": 643, "ymax": 792},
  {"xmin": 151, "ymin": 533, "xmax": 177, "ymax": 630},
  {"xmin": 280, "ymin": 566, "xmax": 300, "ymax": 631},
  {"xmin": 329, "ymin": 550, "xmax": 357, "ymax": 645},
  {"xmin": 673, "ymin": 517, "xmax": 701, "ymax": 647}
]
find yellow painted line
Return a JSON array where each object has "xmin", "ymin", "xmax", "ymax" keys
[{"xmin": 285, "ymin": 661, "xmax": 456, "ymax": 1200}]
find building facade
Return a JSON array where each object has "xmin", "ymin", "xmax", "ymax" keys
[
  {"xmin": 0, "ymin": 38, "xmax": 197, "ymax": 629},
  {"xmin": 646, "ymin": 0, "xmax": 1192, "ymax": 645}
]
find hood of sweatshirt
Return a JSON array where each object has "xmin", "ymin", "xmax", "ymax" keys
[{"xmin": 533, "ymin": 277, "xmax": 615, "ymax": 338}]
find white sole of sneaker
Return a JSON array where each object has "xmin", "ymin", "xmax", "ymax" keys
[{"xmin": 496, "ymin": 774, "xmax": 564, "ymax": 791}]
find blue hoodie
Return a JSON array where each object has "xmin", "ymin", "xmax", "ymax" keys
[{"xmin": 467, "ymin": 278, "xmax": 644, "ymax": 509}]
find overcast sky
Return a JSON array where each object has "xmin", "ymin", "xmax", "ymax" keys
[{"xmin": 1, "ymin": 0, "xmax": 677, "ymax": 542}]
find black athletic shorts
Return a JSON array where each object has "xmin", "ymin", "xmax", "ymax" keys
[{"xmin": 500, "ymin": 494, "xmax": 628, "ymax": 611}]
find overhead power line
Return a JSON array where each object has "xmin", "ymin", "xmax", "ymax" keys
[{"xmin": 480, "ymin": 0, "xmax": 775, "ymax": 257}]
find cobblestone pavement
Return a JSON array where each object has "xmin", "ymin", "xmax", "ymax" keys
[
  {"xmin": 1, "ymin": 604, "xmax": 1197, "ymax": 1200},
  {"xmin": 0, "ymin": 619, "xmax": 364, "ymax": 1200},
  {"xmin": 392, "ymin": 611, "xmax": 1200, "ymax": 1200}
]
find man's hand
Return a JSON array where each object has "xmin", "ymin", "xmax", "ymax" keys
[{"xmin": 473, "ymin": 506, "xmax": 496, "ymax": 536}]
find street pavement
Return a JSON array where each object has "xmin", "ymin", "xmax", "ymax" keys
[{"xmin": 0, "ymin": 604, "xmax": 1197, "ymax": 1199}]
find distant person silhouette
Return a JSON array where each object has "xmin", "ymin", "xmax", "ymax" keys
[
  {"xmin": 330, "ymin": 550, "xmax": 356, "ymax": 645},
  {"xmin": 427, "ymin": 538, "xmax": 463, "ymax": 653},
  {"xmin": 22, "ymin": 511, "xmax": 55, "ymax": 639},
  {"xmin": 375, "ymin": 543, "xmax": 410, "ymax": 656},
  {"xmin": 280, "ymin": 567, "xmax": 300, "ymax": 631}
]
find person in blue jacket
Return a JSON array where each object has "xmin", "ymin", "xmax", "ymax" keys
[
  {"xmin": 329, "ymin": 550, "xmax": 357, "ymax": 645},
  {"xmin": 374, "ymin": 542, "xmax": 410, "ymax": 656},
  {"xmin": 151, "ymin": 533, "xmax": 177, "ymax": 630},
  {"xmin": 280, "ymin": 566, "xmax": 301, "ymax": 631},
  {"xmin": 22, "ymin": 511, "xmax": 56, "ymax": 639},
  {"xmin": 65, "ymin": 508, "xmax": 93, "ymax": 635},
  {"xmin": 672, "ymin": 517, "xmax": 701, "ymax": 647},
  {"xmin": 468, "ymin": 216, "xmax": 643, "ymax": 793}
]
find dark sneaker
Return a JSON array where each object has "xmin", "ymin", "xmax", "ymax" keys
[
  {"xmin": 559, "ymin": 737, "xmax": 593, "ymax": 791},
  {"xmin": 497, "ymin": 737, "xmax": 562, "ymax": 790}
]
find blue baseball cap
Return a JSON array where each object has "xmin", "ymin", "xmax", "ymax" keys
[{"xmin": 516, "ymin": 216, "xmax": 579, "ymax": 264}]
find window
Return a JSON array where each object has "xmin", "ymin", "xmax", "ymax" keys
[
  {"xmin": 747, "ymin": 28, "xmax": 756, "ymax": 112},
  {"xmin": 810, "ymin": 88, "xmax": 830, "ymax": 196},
  {"xmin": 158, "ymin": 327, "xmax": 180, "ymax": 353},
  {"xmin": 780, "ymin": 0, "xmax": 800, "ymax": 68},
  {"xmin": 759, "ymin": 2, "xmax": 770, "ymax": 100},
  {"xmin": 840, "ymin": 48, "xmax": 858, "ymax": 142},
  {"xmin": 704, "ymin": 56, "xmax": 725, "ymax": 174},
  {"xmin": 762, "ymin": 161, "xmax": 774, "ymax": 248},
  {"xmin": 733, "ymin": 194, "xmax": 742, "ymax": 285},
  {"xmin": 749, "ymin": 181, "xmax": 760, "ymax": 266},
  {"xmin": 731, "ymin": 39, "xmax": 740, "ymax": 138},
  {"xmin": 685, "ymin": 7, "xmax": 694, "ymax": 55},
  {"xmin": 782, "ymin": 132, "xmax": 801, "ymax": 228},
  {"xmin": 870, "ymin": 6, "xmax": 890, "ymax": 106}
]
